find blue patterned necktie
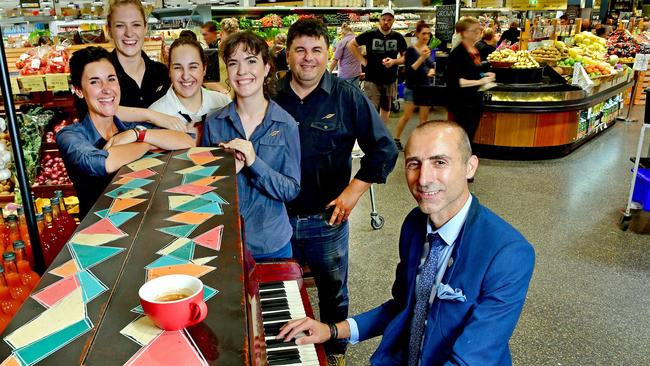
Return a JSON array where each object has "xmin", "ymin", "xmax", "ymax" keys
[{"xmin": 408, "ymin": 232, "xmax": 446, "ymax": 366}]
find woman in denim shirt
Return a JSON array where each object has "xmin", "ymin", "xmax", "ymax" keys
[{"xmin": 201, "ymin": 32, "xmax": 301, "ymax": 260}]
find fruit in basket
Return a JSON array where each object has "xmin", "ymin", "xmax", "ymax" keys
[
  {"xmin": 34, "ymin": 154, "xmax": 71, "ymax": 186},
  {"xmin": 512, "ymin": 51, "xmax": 540, "ymax": 69},
  {"xmin": 487, "ymin": 49, "xmax": 517, "ymax": 63},
  {"xmin": 606, "ymin": 29, "xmax": 640, "ymax": 59},
  {"xmin": 530, "ymin": 45, "xmax": 563, "ymax": 60},
  {"xmin": 573, "ymin": 31, "xmax": 607, "ymax": 60},
  {"xmin": 0, "ymin": 179, "xmax": 13, "ymax": 196}
]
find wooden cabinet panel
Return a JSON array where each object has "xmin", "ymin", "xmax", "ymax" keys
[
  {"xmin": 534, "ymin": 111, "xmax": 579, "ymax": 146},
  {"xmin": 475, "ymin": 112, "xmax": 497, "ymax": 144},
  {"xmin": 494, "ymin": 113, "xmax": 537, "ymax": 147}
]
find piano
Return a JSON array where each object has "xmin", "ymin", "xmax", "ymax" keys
[{"xmin": 0, "ymin": 148, "xmax": 326, "ymax": 365}]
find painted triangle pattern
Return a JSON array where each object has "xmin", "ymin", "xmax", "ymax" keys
[
  {"xmin": 123, "ymin": 330, "xmax": 208, "ymax": 366},
  {"xmin": 106, "ymin": 212, "xmax": 139, "ymax": 228},
  {"xmin": 156, "ymin": 224, "xmax": 199, "ymax": 238},
  {"xmin": 192, "ymin": 225, "xmax": 224, "ymax": 251},
  {"xmin": 69, "ymin": 243, "xmax": 125, "ymax": 271},
  {"xmin": 94, "ymin": 209, "xmax": 109, "ymax": 219},
  {"xmin": 120, "ymin": 169, "xmax": 156, "ymax": 179}
]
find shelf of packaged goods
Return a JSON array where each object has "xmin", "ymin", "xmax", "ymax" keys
[{"xmin": 3, "ymin": 40, "xmax": 162, "ymax": 74}]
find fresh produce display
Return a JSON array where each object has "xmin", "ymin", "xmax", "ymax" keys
[
  {"xmin": 33, "ymin": 154, "xmax": 71, "ymax": 186},
  {"xmin": 282, "ymin": 14, "xmax": 299, "ymax": 27},
  {"xmin": 530, "ymin": 42, "xmax": 568, "ymax": 60},
  {"xmin": 14, "ymin": 107, "xmax": 54, "ymax": 184},
  {"xmin": 260, "ymin": 14, "xmax": 283, "ymax": 28},
  {"xmin": 487, "ymin": 49, "xmax": 517, "ymax": 63},
  {"xmin": 512, "ymin": 51, "xmax": 540, "ymax": 69},
  {"xmin": 14, "ymin": 44, "xmax": 70, "ymax": 76},
  {"xmin": 558, "ymin": 55, "xmax": 618, "ymax": 78},
  {"xmin": 0, "ymin": 118, "xmax": 14, "ymax": 197},
  {"xmin": 571, "ymin": 31, "xmax": 607, "ymax": 60},
  {"xmin": 606, "ymin": 29, "xmax": 640, "ymax": 59}
]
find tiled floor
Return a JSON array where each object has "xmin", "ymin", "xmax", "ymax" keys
[{"xmin": 309, "ymin": 106, "xmax": 650, "ymax": 365}]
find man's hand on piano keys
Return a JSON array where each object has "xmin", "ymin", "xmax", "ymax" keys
[{"xmin": 277, "ymin": 317, "xmax": 330, "ymax": 345}]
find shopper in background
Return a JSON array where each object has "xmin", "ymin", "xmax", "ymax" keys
[
  {"xmin": 201, "ymin": 21, "xmax": 230, "ymax": 94},
  {"xmin": 348, "ymin": 8, "xmax": 407, "ymax": 124},
  {"xmin": 149, "ymin": 37, "xmax": 231, "ymax": 143},
  {"xmin": 277, "ymin": 121, "xmax": 535, "ymax": 366},
  {"xmin": 496, "ymin": 20, "xmax": 521, "ymax": 47},
  {"xmin": 393, "ymin": 21, "xmax": 435, "ymax": 151},
  {"xmin": 57, "ymin": 46, "xmax": 193, "ymax": 218},
  {"xmin": 201, "ymin": 32, "xmax": 300, "ymax": 261},
  {"xmin": 476, "ymin": 28, "xmax": 497, "ymax": 61},
  {"xmin": 446, "ymin": 17, "xmax": 495, "ymax": 142},
  {"xmin": 274, "ymin": 18, "xmax": 397, "ymax": 365},
  {"xmin": 215, "ymin": 17, "xmax": 241, "ymax": 93},
  {"xmin": 329, "ymin": 23, "xmax": 362, "ymax": 87},
  {"xmin": 272, "ymin": 33, "xmax": 289, "ymax": 78}
]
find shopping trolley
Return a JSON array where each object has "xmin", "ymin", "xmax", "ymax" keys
[
  {"xmin": 352, "ymin": 142, "xmax": 385, "ymax": 230},
  {"xmin": 619, "ymin": 87, "xmax": 650, "ymax": 231}
]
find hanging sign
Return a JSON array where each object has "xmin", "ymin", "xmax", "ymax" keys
[
  {"xmin": 19, "ymin": 0, "xmax": 40, "ymax": 9},
  {"xmin": 45, "ymin": 74, "xmax": 70, "ymax": 92},
  {"xmin": 10, "ymin": 78, "xmax": 20, "ymax": 95},
  {"xmin": 435, "ymin": 5, "xmax": 456, "ymax": 46},
  {"xmin": 477, "ymin": 0, "xmax": 503, "ymax": 7},
  {"xmin": 20, "ymin": 76, "xmax": 46, "ymax": 92}
]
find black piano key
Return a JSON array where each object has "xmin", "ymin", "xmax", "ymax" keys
[
  {"xmin": 262, "ymin": 303, "xmax": 290, "ymax": 312},
  {"xmin": 260, "ymin": 289, "xmax": 287, "ymax": 298},
  {"xmin": 260, "ymin": 281, "xmax": 285, "ymax": 290},
  {"xmin": 267, "ymin": 349, "xmax": 300, "ymax": 360},
  {"xmin": 261, "ymin": 298, "xmax": 288, "ymax": 307},
  {"xmin": 263, "ymin": 312, "xmax": 292, "ymax": 322},
  {"xmin": 264, "ymin": 323, "xmax": 287, "ymax": 336},
  {"xmin": 268, "ymin": 357, "xmax": 302, "ymax": 366},
  {"xmin": 266, "ymin": 340, "xmax": 298, "ymax": 350}
]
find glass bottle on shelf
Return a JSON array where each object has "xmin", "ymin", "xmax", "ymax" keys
[
  {"xmin": 53, "ymin": 191, "xmax": 76, "ymax": 238},
  {"xmin": 15, "ymin": 208, "xmax": 35, "ymax": 269},
  {"xmin": 0, "ymin": 208, "xmax": 9, "ymax": 250},
  {"xmin": 3, "ymin": 253, "xmax": 29, "ymax": 302},
  {"xmin": 12, "ymin": 241, "xmax": 39, "ymax": 290},
  {"xmin": 41, "ymin": 206, "xmax": 61, "ymax": 267},
  {"xmin": 50, "ymin": 198, "xmax": 72, "ymax": 245},
  {"xmin": 6, "ymin": 216, "xmax": 21, "ymax": 249},
  {"xmin": 35, "ymin": 213, "xmax": 44, "ymax": 235},
  {"xmin": 0, "ymin": 267, "xmax": 19, "ymax": 316}
]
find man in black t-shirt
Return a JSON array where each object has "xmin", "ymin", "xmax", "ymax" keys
[{"xmin": 348, "ymin": 8, "xmax": 407, "ymax": 124}]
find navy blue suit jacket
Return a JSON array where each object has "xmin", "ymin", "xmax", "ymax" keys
[{"xmin": 353, "ymin": 196, "xmax": 535, "ymax": 365}]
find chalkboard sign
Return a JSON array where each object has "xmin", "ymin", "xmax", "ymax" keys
[
  {"xmin": 19, "ymin": 0, "xmax": 39, "ymax": 8},
  {"xmin": 435, "ymin": 5, "xmax": 456, "ymax": 46},
  {"xmin": 566, "ymin": 5, "xmax": 580, "ymax": 22}
]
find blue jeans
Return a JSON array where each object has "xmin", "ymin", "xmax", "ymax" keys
[
  {"xmin": 290, "ymin": 214, "xmax": 349, "ymax": 355},
  {"xmin": 253, "ymin": 241, "xmax": 292, "ymax": 261}
]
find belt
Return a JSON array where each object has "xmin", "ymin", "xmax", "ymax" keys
[{"xmin": 290, "ymin": 211, "xmax": 328, "ymax": 220}]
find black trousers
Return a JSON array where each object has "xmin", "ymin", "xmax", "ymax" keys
[{"xmin": 448, "ymin": 102, "xmax": 484, "ymax": 142}]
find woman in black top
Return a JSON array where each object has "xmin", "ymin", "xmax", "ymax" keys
[
  {"xmin": 475, "ymin": 28, "xmax": 497, "ymax": 62},
  {"xmin": 446, "ymin": 17, "xmax": 495, "ymax": 141},
  {"xmin": 107, "ymin": 0, "xmax": 170, "ymax": 109},
  {"xmin": 393, "ymin": 21, "xmax": 435, "ymax": 150}
]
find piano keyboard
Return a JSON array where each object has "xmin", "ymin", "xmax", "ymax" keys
[{"xmin": 260, "ymin": 280, "xmax": 320, "ymax": 366}]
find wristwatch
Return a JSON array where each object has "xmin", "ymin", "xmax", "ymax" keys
[{"xmin": 135, "ymin": 125, "xmax": 147, "ymax": 142}]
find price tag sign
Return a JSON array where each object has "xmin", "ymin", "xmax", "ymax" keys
[
  {"xmin": 633, "ymin": 53, "xmax": 649, "ymax": 71},
  {"xmin": 10, "ymin": 78, "xmax": 20, "ymax": 95},
  {"xmin": 20, "ymin": 76, "xmax": 46, "ymax": 92},
  {"xmin": 45, "ymin": 74, "xmax": 70, "ymax": 92}
]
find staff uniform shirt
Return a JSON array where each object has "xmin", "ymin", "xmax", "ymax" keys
[
  {"xmin": 200, "ymin": 101, "xmax": 301, "ymax": 256},
  {"xmin": 355, "ymin": 29, "xmax": 407, "ymax": 85},
  {"xmin": 446, "ymin": 44, "xmax": 485, "ymax": 107},
  {"xmin": 149, "ymin": 87, "xmax": 231, "ymax": 125},
  {"xmin": 333, "ymin": 33, "xmax": 361, "ymax": 79},
  {"xmin": 274, "ymin": 72, "xmax": 398, "ymax": 216},
  {"xmin": 56, "ymin": 114, "xmax": 153, "ymax": 218},
  {"xmin": 110, "ymin": 50, "xmax": 170, "ymax": 108},
  {"xmin": 204, "ymin": 42, "xmax": 220, "ymax": 83}
]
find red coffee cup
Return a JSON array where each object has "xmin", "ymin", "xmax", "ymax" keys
[{"xmin": 139, "ymin": 274, "xmax": 208, "ymax": 331}]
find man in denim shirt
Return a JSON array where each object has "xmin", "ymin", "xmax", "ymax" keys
[{"xmin": 274, "ymin": 19, "xmax": 398, "ymax": 364}]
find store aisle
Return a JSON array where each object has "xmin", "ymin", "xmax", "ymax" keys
[{"xmin": 309, "ymin": 106, "xmax": 650, "ymax": 365}]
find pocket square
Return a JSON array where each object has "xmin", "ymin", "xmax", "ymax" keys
[{"xmin": 437, "ymin": 283, "xmax": 467, "ymax": 302}]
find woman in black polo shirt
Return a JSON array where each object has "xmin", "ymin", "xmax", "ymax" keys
[{"xmin": 107, "ymin": 0, "xmax": 169, "ymax": 109}]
